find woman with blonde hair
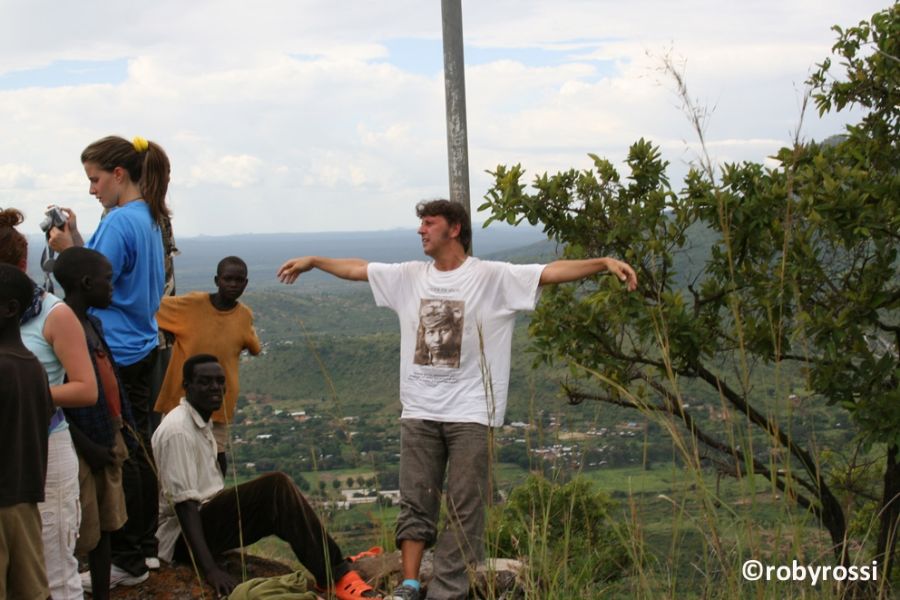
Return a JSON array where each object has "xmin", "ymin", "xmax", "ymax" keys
[
  {"xmin": 50, "ymin": 135, "xmax": 170, "ymax": 590},
  {"xmin": 0, "ymin": 207, "xmax": 97, "ymax": 599}
]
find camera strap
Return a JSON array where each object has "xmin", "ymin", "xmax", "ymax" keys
[{"xmin": 40, "ymin": 244, "xmax": 56, "ymax": 294}]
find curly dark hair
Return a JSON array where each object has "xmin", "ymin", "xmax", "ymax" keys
[
  {"xmin": 0, "ymin": 208, "xmax": 28, "ymax": 268},
  {"xmin": 415, "ymin": 199, "xmax": 471, "ymax": 252}
]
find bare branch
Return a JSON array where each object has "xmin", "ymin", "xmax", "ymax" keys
[{"xmin": 562, "ymin": 379, "xmax": 822, "ymax": 515}]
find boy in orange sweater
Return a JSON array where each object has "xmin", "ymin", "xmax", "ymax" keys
[{"xmin": 153, "ymin": 256, "xmax": 261, "ymax": 473}]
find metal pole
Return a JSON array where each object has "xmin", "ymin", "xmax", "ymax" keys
[{"xmin": 441, "ymin": 0, "xmax": 472, "ymax": 252}]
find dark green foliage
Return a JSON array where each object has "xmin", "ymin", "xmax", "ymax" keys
[
  {"xmin": 798, "ymin": 3, "xmax": 900, "ymax": 448},
  {"xmin": 375, "ymin": 468, "xmax": 399, "ymax": 490}
]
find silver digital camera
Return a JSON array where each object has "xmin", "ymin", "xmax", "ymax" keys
[{"xmin": 39, "ymin": 206, "xmax": 67, "ymax": 234}]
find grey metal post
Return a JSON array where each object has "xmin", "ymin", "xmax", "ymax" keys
[{"xmin": 441, "ymin": 0, "xmax": 472, "ymax": 252}]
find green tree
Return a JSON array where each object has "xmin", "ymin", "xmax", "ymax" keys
[
  {"xmin": 804, "ymin": 3, "xmax": 900, "ymax": 577},
  {"xmin": 481, "ymin": 4, "xmax": 898, "ymax": 574},
  {"xmin": 498, "ymin": 441, "xmax": 531, "ymax": 469}
]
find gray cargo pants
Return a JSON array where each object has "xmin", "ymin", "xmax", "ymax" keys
[{"xmin": 396, "ymin": 419, "xmax": 490, "ymax": 600}]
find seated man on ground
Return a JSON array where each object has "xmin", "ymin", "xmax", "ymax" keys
[{"xmin": 153, "ymin": 354, "xmax": 380, "ymax": 599}]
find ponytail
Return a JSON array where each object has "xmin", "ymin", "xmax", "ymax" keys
[
  {"xmin": 81, "ymin": 135, "xmax": 171, "ymax": 226},
  {"xmin": 140, "ymin": 140, "xmax": 171, "ymax": 225}
]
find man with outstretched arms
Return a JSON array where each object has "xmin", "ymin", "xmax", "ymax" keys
[{"xmin": 278, "ymin": 199, "xmax": 637, "ymax": 600}]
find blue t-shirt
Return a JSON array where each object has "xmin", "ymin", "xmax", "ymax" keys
[{"xmin": 86, "ymin": 201, "xmax": 164, "ymax": 366}]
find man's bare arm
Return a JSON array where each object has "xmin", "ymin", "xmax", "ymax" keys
[
  {"xmin": 174, "ymin": 500, "xmax": 237, "ymax": 596},
  {"xmin": 539, "ymin": 257, "xmax": 638, "ymax": 291},
  {"xmin": 277, "ymin": 256, "xmax": 369, "ymax": 284}
]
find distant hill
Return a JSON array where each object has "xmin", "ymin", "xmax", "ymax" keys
[
  {"xmin": 26, "ymin": 222, "xmax": 548, "ymax": 292},
  {"xmin": 26, "ymin": 215, "xmax": 725, "ymax": 302},
  {"xmin": 171, "ymin": 224, "xmax": 547, "ymax": 290},
  {"xmin": 26, "ymin": 219, "xmax": 719, "ymax": 294},
  {"xmin": 483, "ymin": 238, "xmax": 562, "ymax": 263}
]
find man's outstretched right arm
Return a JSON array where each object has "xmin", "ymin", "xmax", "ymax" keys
[
  {"xmin": 174, "ymin": 500, "xmax": 237, "ymax": 596},
  {"xmin": 277, "ymin": 256, "xmax": 369, "ymax": 283}
]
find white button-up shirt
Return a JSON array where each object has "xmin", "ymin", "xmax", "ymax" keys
[{"xmin": 153, "ymin": 398, "xmax": 224, "ymax": 562}]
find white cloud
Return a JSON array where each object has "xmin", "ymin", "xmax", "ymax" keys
[
  {"xmin": 187, "ymin": 155, "xmax": 265, "ymax": 189},
  {"xmin": 0, "ymin": 0, "xmax": 888, "ymax": 236},
  {"xmin": 0, "ymin": 163, "xmax": 38, "ymax": 189}
]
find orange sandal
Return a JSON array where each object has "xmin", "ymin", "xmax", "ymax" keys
[
  {"xmin": 333, "ymin": 570, "xmax": 381, "ymax": 600},
  {"xmin": 348, "ymin": 546, "xmax": 384, "ymax": 563}
]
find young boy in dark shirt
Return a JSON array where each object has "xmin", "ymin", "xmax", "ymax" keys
[
  {"xmin": 53, "ymin": 247, "xmax": 139, "ymax": 597},
  {"xmin": 0, "ymin": 263, "xmax": 54, "ymax": 599}
]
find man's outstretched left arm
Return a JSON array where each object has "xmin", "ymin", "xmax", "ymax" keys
[{"xmin": 539, "ymin": 257, "xmax": 638, "ymax": 290}]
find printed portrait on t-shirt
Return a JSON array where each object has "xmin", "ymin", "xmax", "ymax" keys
[{"xmin": 414, "ymin": 299, "xmax": 464, "ymax": 368}]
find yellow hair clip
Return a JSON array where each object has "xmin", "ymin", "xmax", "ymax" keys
[{"xmin": 132, "ymin": 136, "xmax": 149, "ymax": 153}]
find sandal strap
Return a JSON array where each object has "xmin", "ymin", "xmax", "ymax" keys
[{"xmin": 349, "ymin": 546, "xmax": 384, "ymax": 563}]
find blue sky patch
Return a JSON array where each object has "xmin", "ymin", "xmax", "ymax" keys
[
  {"xmin": 380, "ymin": 38, "xmax": 618, "ymax": 80},
  {"xmin": 0, "ymin": 59, "xmax": 129, "ymax": 91}
]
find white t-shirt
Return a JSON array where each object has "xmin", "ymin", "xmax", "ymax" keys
[
  {"xmin": 368, "ymin": 257, "xmax": 544, "ymax": 426},
  {"xmin": 152, "ymin": 398, "xmax": 224, "ymax": 562}
]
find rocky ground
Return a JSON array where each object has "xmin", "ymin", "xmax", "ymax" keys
[
  {"xmin": 108, "ymin": 554, "xmax": 293, "ymax": 599},
  {"xmin": 105, "ymin": 551, "xmax": 523, "ymax": 599}
]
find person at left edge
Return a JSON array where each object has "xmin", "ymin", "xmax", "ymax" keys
[
  {"xmin": 0, "ymin": 264, "xmax": 55, "ymax": 600},
  {"xmin": 1, "ymin": 207, "xmax": 98, "ymax": 599}
]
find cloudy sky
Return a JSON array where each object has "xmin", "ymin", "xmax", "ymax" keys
[{"xmin": 0, "ymin": 0, "xmax": 886, "ymax": 238}]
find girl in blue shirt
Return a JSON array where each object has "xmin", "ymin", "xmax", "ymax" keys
[{"xmin": 50, "ymin": 135, "xmax": 172, "ymax": 590}]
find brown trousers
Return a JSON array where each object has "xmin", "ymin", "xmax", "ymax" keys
[
  {"xmin": 0, "ymin": 502, "xmax": 49, "ymax": 600},
  {"xmin": 173, "ymin": 472, "xmax": 349, "ymax": 587}
]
